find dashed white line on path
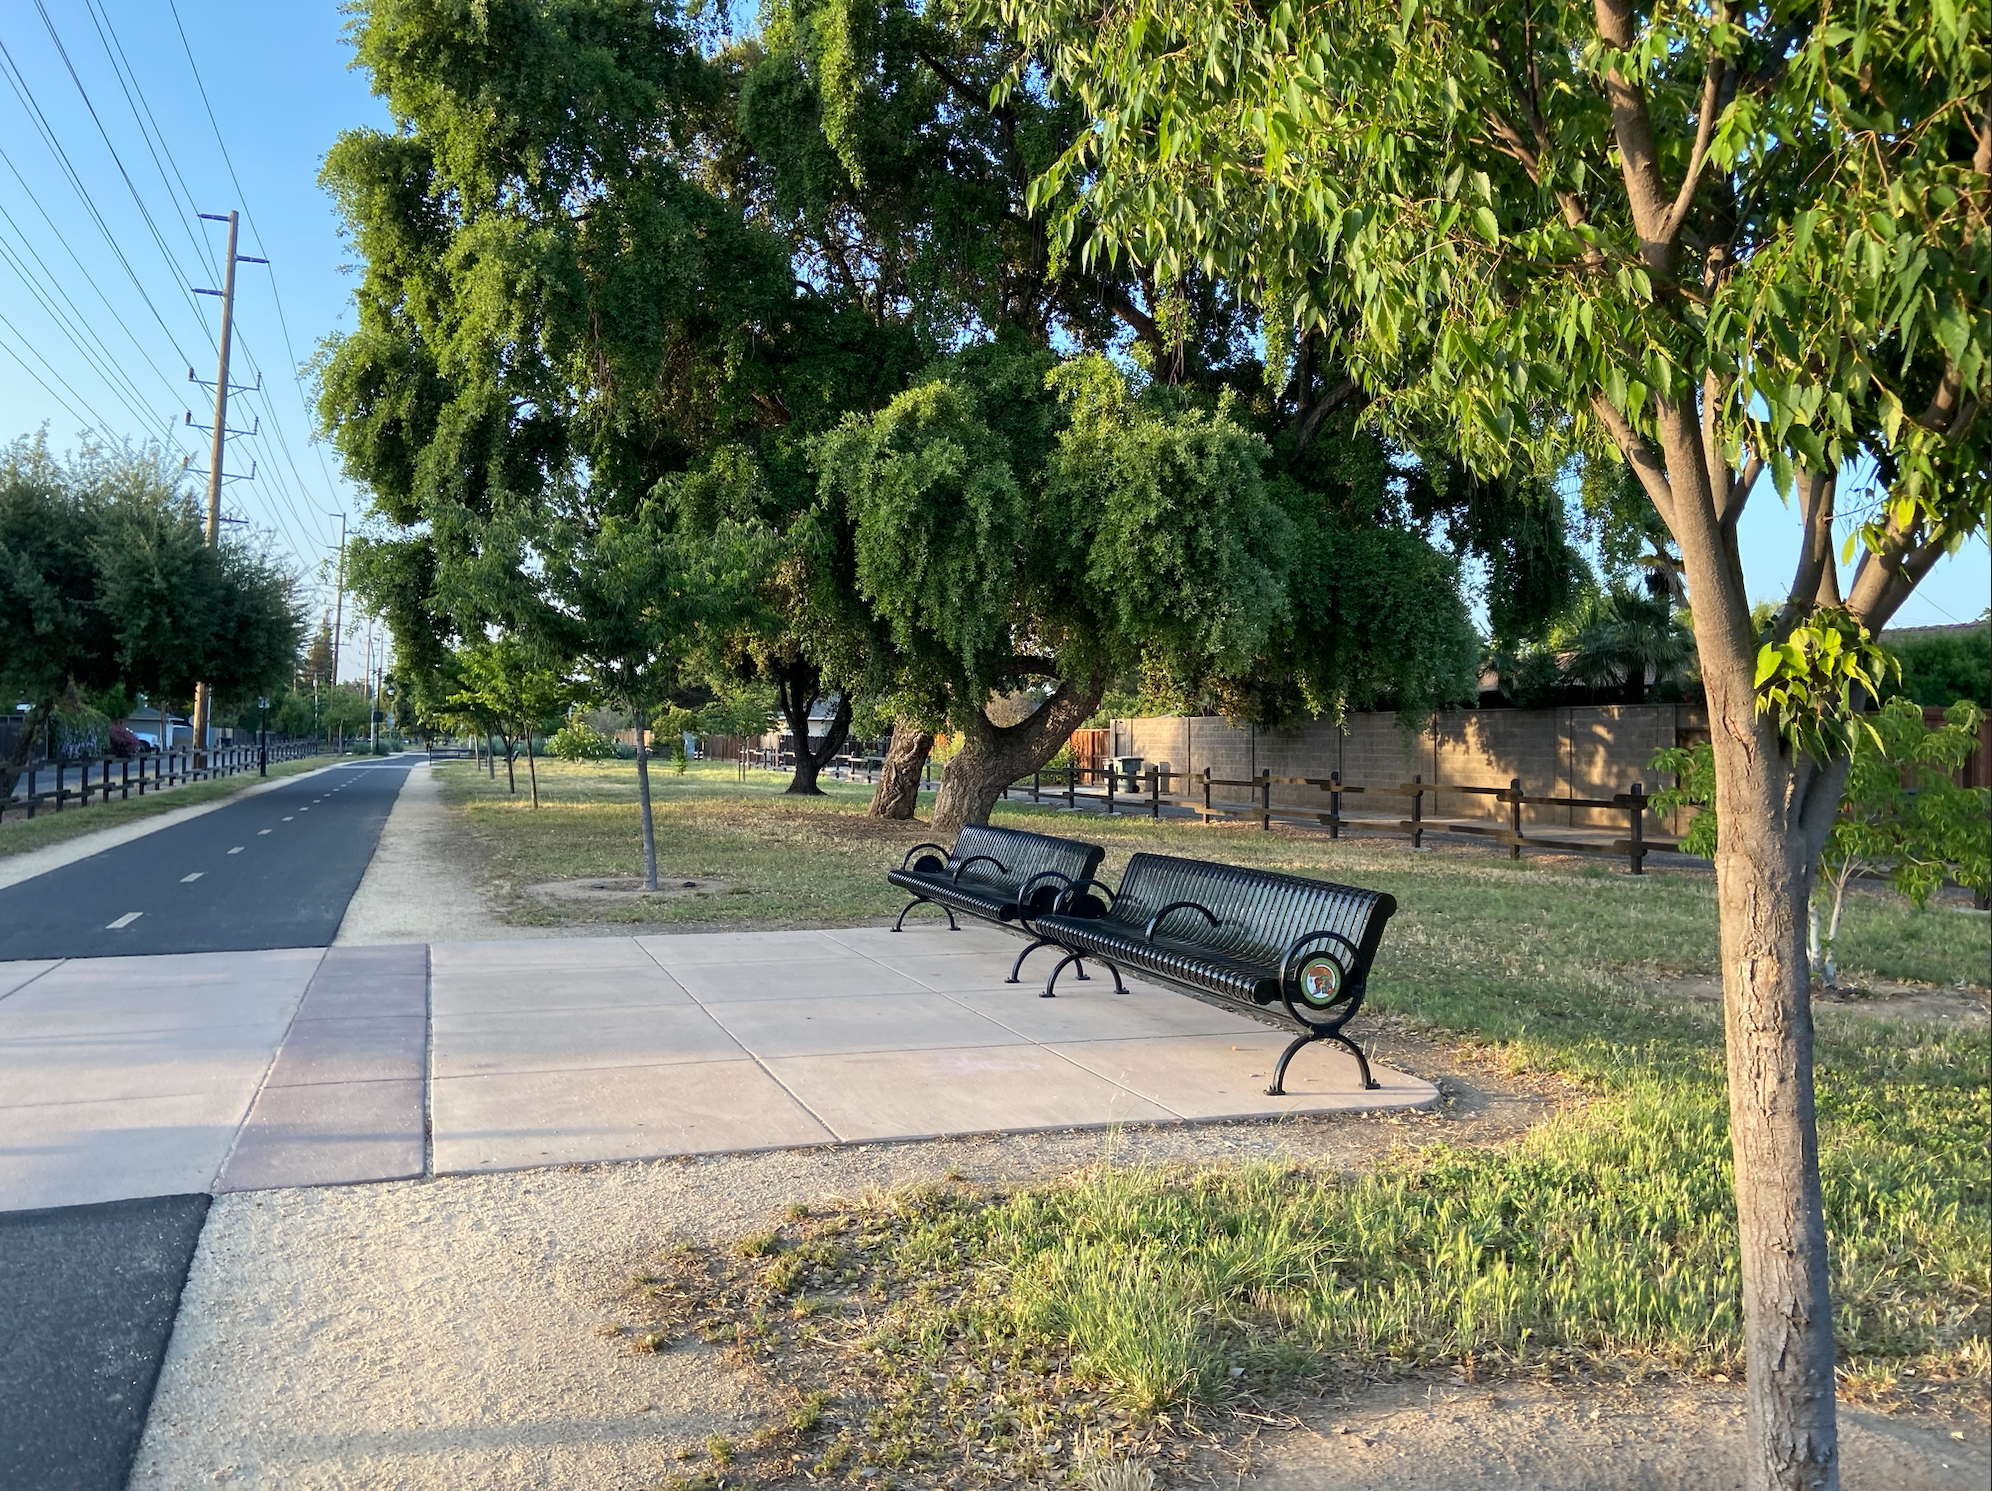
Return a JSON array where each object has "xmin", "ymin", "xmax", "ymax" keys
[
  {"xmin": 106, "ymin": 911, "xmax": 142, "ymax": 929},
  {"xmin": 282, "ymin": 816, "xmax": 293, "ymax": 821},
  {"xmin": 258, "ymin": 829, "xmax": 272, "ymax": 835},
  {"xmin": 228, "ymin": 847, "xmax": 244, "ymax": 855},
  {"xmin": 180, "ymin": 872, "xmax": 204, "ymax": 883}
]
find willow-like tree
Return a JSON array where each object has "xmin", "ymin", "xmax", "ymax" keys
[{"xmin": 995, "ymin": 0, "xmax": 1988, "ymax": 1485}]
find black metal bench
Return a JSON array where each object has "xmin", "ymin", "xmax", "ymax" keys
[
  {"xmin": 1029, "ymin": 852, "xmax": 1397, "ymax": 1095},
  {"xmin": 888, "ymin": 823, "xmax": 1109, "ymax": 983}
]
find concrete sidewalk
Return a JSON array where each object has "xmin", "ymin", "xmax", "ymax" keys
[{"xmin": 0, "ymin": 925, "xmax": 1433, "ymax": 1213}]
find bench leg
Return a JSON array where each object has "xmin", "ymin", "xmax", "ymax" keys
[
  {"xmin": 892, "ymin": 896, "xmax": 958, "ymax": 932},
  {"xmin": 1042, "ymin": 951, "xmax": 1082, "ymax": 998},
  {"xmin": 1005, "ymin": 936, "xmax": 1056, "ymax": 984},
  {"xmin": 1267, "ymin": 1028, "xmax": 1378, "ymax": 1096}
]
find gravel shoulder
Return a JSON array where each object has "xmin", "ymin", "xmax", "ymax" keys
[{"xmin": 129, "ymin": 1026, "xmax": 1549, "ymax": 1491}]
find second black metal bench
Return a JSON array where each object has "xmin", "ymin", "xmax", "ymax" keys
[
  {"xmin": 1029, "ymin": 852, "xmax": 1397, "ymax": 1095},
  {"xmin": 888, "ymin": 823, "xmax": 1109, "ymax": 983}
]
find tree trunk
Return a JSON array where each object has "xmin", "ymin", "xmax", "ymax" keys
[
  {"xmin": 867, "ymin": 718, "xmax": 934, "ymax": 818},
  {"xmin": 930, "ymin": 672, "xmax": 1106, "ymax": 838},
  {"xmin": 776, "ymin": 659, "xmax": 853, "ymax": 796},
  {"xmin": 0, "ymin": 698, "xmax": 52, "ymax": 801},
  {"xmin": 524, "ymin": 722, "xmax": 539, "ymax": 809},
  {"xmin": 501, "ymin": 732, "xmax": 516, "ymax": 793},
  {"xmin": 1710, "ymin": 727, "xmax": 1845, "ymax": 1491},
  {"xmin": 633, "ymin": 705, "xmax": 659, "ymax": 891}
]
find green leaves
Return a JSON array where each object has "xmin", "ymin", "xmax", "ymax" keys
[{"xmin": 1752, "ymin": 607, "xmax": 1899, "ymax": 762}]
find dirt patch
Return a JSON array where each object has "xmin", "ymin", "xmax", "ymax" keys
[
  {"xmin": 1647, "ymin": 972, "xmax": 1990, "ymax": 1026},
  {"xmin": 526, "ymin": 875, "xmax": 736, "ymax": 905},
  {"xmin": 1214, "ymin": 1377, "xmax": 1987, "ymax": 1491}
]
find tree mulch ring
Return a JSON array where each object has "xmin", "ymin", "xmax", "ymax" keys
[{"xmin": 525, "ymin": 876, "xmax": 733, "ymax": 904}]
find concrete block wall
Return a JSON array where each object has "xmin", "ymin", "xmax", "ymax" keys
[{"xmin": 1110, "ymin": 704, "xmax": 1707, "ymax": 836}]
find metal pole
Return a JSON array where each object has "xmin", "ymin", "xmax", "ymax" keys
[
  {"xmin": 190, "ymin": 211, "xmax": 241, "ymax": 764},
  {"xmin": 327, "ymin": 513, "xmax": 347, "ymax": 696}
]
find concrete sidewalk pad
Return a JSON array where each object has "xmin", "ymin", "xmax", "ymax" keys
[
  {"xmin": 432, "ymin": 1060, "xmax": 836, "ymax": 1172},
  {"xmin": 1050, "ymin": 1033, "xmax": 1411, "ymax": 1120},
  {"xmin": 703, "ymin": 991, "xmax": 1030, "ymax": 1058},
  {"xmin": 664, "ymin": 955, "xmax": 930, "ymax": 1002},
  {"xmin": 431, "ymin": 1003, "xmax": 746, "ymax": 1078},
  {"xmin": 764, "ymin": 1044, "xmax": 1180, "ymax": 1140},
  {"xmin": 952, "ymin": 983, "xmax": 1264, "ymax": 1043},
  {"xmin": 0, "ymin": 959, "xmax": 57, "ymax": 999},
  {"xmin": 217, "ymin": 1078, "xmax": 425, "ymax": 1192},
  {"xmin": 0, "ymin": 1092, "xmax": 259, "ymax": 1212}
]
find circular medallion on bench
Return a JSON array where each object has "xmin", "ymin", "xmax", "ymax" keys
[{"xmin": 1296, "ymin": 954, "xmax": 1345, "ymax": 1008}]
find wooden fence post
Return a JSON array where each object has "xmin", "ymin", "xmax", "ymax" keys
[
  {"xmin": 1065, "ymin": 766, "xmax": 1075, "ymax": 810},
  {"xmin": 1260, "ymin": 768, "xmax": 1272, "ymax": 831},
  {"xmin": 1410, "ymin": 773, "xmax": 1423, "ymax": 849},
  {"xmin": 1628, "ymin": 781, "xmax": 1646, "ymax": 875},
  {"xmin": 1202, "ymin": 766, "xmax": 1212, "ymax": 820},
  {"xmin": 1148, "ymin": 765, "xmax": 1160, "ymax": 819},
  {"xmin": 1509, "ymin": 776, "xmax": 1523, "ymax": 861},
  {"xmin": 1105, "ymin": 765, "xmax": 1116, "ymax": 816},
  {"xmin": 1328, "ymin": 771, "xmax": 1341, "ymax": 839}
]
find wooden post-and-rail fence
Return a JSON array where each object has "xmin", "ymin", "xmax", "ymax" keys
[
  {"xmin": 1002, "ymin": 762, "xmax": 1675, "ymax": 874},
  {"xmin": 0, "ymin": 740, "xmax": 321, "ymax": 824}
]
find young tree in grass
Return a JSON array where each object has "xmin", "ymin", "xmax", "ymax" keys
[
  {"xmin": 992, "ymin": 0, "xmax": 1987, "ymax": 1480},
  {"xmin": 449, "ymin": 638, "xmax": 566, "ymax": 807}
]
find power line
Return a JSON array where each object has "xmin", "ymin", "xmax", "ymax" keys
[
  {"xmin": 0, "ymin": 37, "xmax": 199, "ymax": 370},
  {"xmin": 168, "ymin": 0, "xmax": 347, "ymax": 532}
]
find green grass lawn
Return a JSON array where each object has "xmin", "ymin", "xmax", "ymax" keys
[
  {"xmin": 0, "ymin": 753, "xmax": 330, "ymax": 862},
  {"xmin": 519, "ymin": 760, "xmax": 1989, "ymax": 1483}
]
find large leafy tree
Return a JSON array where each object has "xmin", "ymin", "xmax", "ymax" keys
[
  {"xmin": 1, "ymin": 436, "xmax": 301, "ymax": 794},
  {"xmin": 995, "ymin": 0, "xmax": 1988, "ymax": 1484}
]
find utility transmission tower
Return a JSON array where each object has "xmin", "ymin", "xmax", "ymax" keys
[{"xmin": 187, "ymin": 210, "xmax": 267, "ymax": 760}]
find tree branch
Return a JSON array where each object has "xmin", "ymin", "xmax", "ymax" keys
[
  {"xmin": 1593, "ymin": 0, "xmax": 1677, "ymax": 268},
  {"xmin": 1845, "ymin": 529, "xmax": 1952, "ymax": 634},
  {"xmin": 1293, "ymin": 374, "xmax": 1363, "ymax": 453},
  {"xmin": 1660, "ymin": 50, "xmax": 1729, "ymax": 245},
  {"xmin": 1780, "ymin": 469, "xmax": 1837, "ymax": 631},
  {"xmin": 1590, "ymin": 395, "xmax": 1677, "ymax": 529}
]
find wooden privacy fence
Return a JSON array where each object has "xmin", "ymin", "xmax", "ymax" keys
[
  {"xmin": 1002, "ymin": 763, "xmax": 1683, "ymax": 874},
  {"xmin": 0, "ymin": 740, "xmax": 320, "ymax": 823}
]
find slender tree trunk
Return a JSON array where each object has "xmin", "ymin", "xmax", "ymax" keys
[
  {"xmin": 1649, "ymin": 403, "xmax": 1847, "ymax": 1490},
  {"xmin": 930, "ymin": 673, "xmax": 1106, "ymax": 838},
  {"xmin": 867, "ymin": 718, "xmax": 934, "ymax": 818},
  {"xmin": 0, "ymin": 698, "xmax": 52, "ymax": 800},
  {"xmin": 524, "ymin": 721, "xmax": 539, "ymax": 809},
  {"xmin": 501, "ymin": 732, "xmax": 516, "ymax": 793},
  {"xmin": 633, "ymin": 704, "xmax": 659, "ymax": 891},
  {"xmin": 1710, "ymin": 730, "xmax": 1845, "ymax": 1491}
]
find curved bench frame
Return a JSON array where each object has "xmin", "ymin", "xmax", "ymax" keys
[{"xmin": 1032, "ymin": 860, "xmax": 1391, "ymax": 1096}]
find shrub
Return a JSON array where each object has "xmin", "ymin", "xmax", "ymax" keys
[{"xmin": 549, "ymin": 719, "xmax": 621, "ymax": 760}]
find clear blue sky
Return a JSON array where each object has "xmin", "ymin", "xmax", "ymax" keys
[{"xmin": 1, "ymin": 1, "xmax": 1983, "ymax": 694}]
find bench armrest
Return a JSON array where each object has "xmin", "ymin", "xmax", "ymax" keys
[
  {"xmin": 899, "ymin": 842, "xmax": 949, "ymax": 870},
  {"xmin": 1056, "ymin": 877, "xmax": 1118, "ymax": 912},
  {"xmin": 952, "ymin": 853, "xmax": 1008, "ymax": 884},
  {"xmin": 1016, "ymin": 870, "xmax": 1073, "ymax": 933},
  {"xmin": 1144, "ymin": 899, "xmax": 1219, "ymax": 942},
  {"xmin": 1278, "ymin": 930, "xmax": 1363, "ymax": 1026}
]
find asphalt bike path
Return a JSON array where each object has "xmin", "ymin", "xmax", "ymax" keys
[
  {"xmin": 0, "ymin": 757, "xmax": 411, "ymax": 1490},
  {"xmin": 0, "ymin": 759, "xmax": 412, "ymax": 961}
]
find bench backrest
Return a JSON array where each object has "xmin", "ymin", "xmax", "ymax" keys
[
  {"xmin": 1112, "ymin": 853, "xmax": 1395, "ymax": 981},
  {"xmin": 950, "ymin": 823, "xmax": 1105, "ymax": 898}
]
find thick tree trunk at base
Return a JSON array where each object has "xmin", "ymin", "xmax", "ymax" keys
[
  {"xmin": 930, "ymin": 673, "xmax": 1105, "ymax": 839},
  {"xmin": 867, "ymin": 719, "xmax": 934, "ymax": 818},
  {"xmin": 1709, "ymin": 699, "xmax": 1846, "ymax": 1491},
  {"xmin": 775, "ymin": 660, "xmax": 854, "ymax": 797}
]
